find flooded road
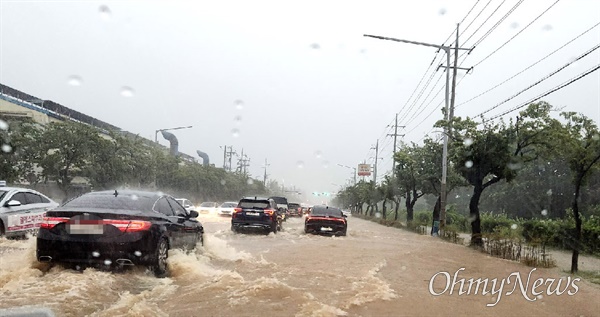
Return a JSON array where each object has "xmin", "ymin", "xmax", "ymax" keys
[{"xmin": 1, "ymin": 215, "xmax": 599, "ymax": 316}]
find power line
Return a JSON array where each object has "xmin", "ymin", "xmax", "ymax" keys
[
  {"xmin": 460, "ymin": 0, "xmax": 495, "ymax": 38},
  {"xmin": 472, "ymin": 0, "xmax": 525, "ymax": 47},
  {"xmin": 473, "ymin": 0, "xmax": 562, "ymax": 67},
  {"xmin": 476, "ymin": 43, "xmax": 600, "ymax": 117},
  {"xmin": 484, "ymin": 64, "xmax": 600, "ymax": 121},
  {"xmin": 457, "ymin": 21, "xmax": 600, "ymax": 108},
  {"xmin": 462, "ymin": 0, "xmax": 510, "ymax": 45}
]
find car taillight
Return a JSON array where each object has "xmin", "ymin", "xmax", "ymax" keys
[
  {"xmin": 40, "ymin": 217, "xmax": 69, "ymax": 229},
  {"xmin": 103, "ymin": 219, "xmax": 152, "ymax": 232},
  {"xmin": 263, "ymin": 209, "xmax": 274, "ymax": 216},
  {"xmin": 234, "ymin": 207, "xmax": 242, "ymax": 213}
]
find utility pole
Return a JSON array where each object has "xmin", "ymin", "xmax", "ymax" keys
[
  {"xmin": 371, "ymin": 140, "xmax": 379, "ymax": 183},
  {"xmin": 224, "ymin": 146, "xmax": 236, "ymax": 172},
  {"xmin": 263, "ymin": 158, "xmax": 269, "ymax": 185},
  {"xmin": 364, "ymin": 25, "xmax": 472, "ymax": 233},
  {"xmin": 222, "ymin": 145, "xmax": 227, "ymax": 169},
  {"xmin": 387, "ymin": 113, "xmax": 405, "ymax": 177},
  {"xmin": 437, "ymin": 23, "xmax": 471, "ymax": 231}
]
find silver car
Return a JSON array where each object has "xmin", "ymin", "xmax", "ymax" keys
[{"xmin": 0, "ymin": 185, "xmax": 59, "ymax": 238}]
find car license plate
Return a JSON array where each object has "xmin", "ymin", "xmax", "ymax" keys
[
  {"xmin": 246, "ymin": 212, "xmax": 259, "ymax": 216},
  {"xmin": 320, "ymin": 227, "xmax": 333, "ymax": 232},
  {"xmin": 68, "ymin": 224, "xmax": 104, "ymax": 235}
]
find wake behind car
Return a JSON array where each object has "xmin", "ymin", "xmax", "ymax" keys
[
  {"xmin": 36, "ymin": 190, "xmax": 204, "ymax": 277},
  {"xmin": 305, "ymin": 205, "xmax": 347, "ymax": 236},
  {"xmin": 231, "ymin": 197, "xmax": 282, "ymax": 234},
  {"xmin": 0, "ymin": 183, "xmax": 59, "ymax": 238}
]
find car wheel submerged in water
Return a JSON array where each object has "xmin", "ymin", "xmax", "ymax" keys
[{"xmin": 151, "ymin": 238, "xmax": 169, "ymax": 277}]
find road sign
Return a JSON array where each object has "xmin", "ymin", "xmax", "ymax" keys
[{"xmin": 358, "ymin": 164, "xmax": 371, "ymax": 176}]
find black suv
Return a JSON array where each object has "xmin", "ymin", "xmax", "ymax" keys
[{"xmin": 231, "ymin": 197, "xmax": 282, "ymax": 234}]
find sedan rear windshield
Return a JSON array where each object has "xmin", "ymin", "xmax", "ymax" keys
[
  {"xmin": 200, "ymin": 202, "xmax": 216, "ymax": 207},
  {"xmin": 61, "ymin": 193, "xmax": 156, "ymax": 211},
  {"xmin": 220, "ymin": 202, "xmax": 237, "ymax": 208},
  {"xmin": 311, "ymin": 207, "xmax": 343, "ymax": 218},
  {"xmin": 239, "ymin": 200, "xmax": 270, "ymax": 209}
]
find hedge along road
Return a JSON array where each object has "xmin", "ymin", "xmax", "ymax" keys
[{"xmin": 0, "ymin": 215, "xmax": 599, "ymax": 317}]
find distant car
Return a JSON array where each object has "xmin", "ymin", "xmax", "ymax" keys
[
  {"xmin": 231, "ymin": 197, "xmax": 282, "ymax": 234},
  {"xmin": 217, "ymin": 201, "xmax": 237, "ymax": 216},
  {"xmin": 268, "ymin": 196, "xmax": 289, "ymax": 221},
  {"xmin": 0, "ymin": 184, "xmax": 59, "ymax": 238},
  {"xmin": 197, "ymin": 202, "xmax": 219, "ymax": 214},
  {"xmin": 36, "ymin": 190, "xmax": 204, "ymax": 277},
  {"xmin": 304, "ymin": 205, "xmax": 347, "ymax": 236},
  {"xmin": 341, "ymin": 209, "xmax": 351, "ymax": 217},
  {"xmin": 287, "ymin": 203, "xmax": 302, "ymax": 217},
  {"xmin": 175, "ymin": 198, "xmax": 194, "ymax": 213}
]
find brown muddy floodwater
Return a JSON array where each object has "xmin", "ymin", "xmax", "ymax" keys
[{"xmin": 1, "ymin": 215, "xmax": 599, "ymax": 317}]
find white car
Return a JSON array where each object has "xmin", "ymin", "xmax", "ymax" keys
[
  {"xmin": 197, "ymin": 202, "xmax": 219, "ymax": 214},
  {"xmin": 175, "ymin": 198, "xmax": 195, "ymax": 213},
  {"xmin": 217, "ymin": 201, "xmax": 238, "ymax": 216},
  {"xmin": 0, "ymin": 184, "xmax": 59, "ymax": 238}
]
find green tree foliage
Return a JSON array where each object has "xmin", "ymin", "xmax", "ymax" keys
[
  {"xmin": 557, "ymin": 111, "xmax": 600, "ymax": 273},
  {"xmin": 438, "ymin": 102, "xmax": 558, "ymax": 246}
]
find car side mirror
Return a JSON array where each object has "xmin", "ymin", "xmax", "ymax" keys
[
  {"xmin": 188, "ymin": 210, "xmax": 199, "ymax": 218},
  {"xmin": 5, "ymin": 200, "xmax": 21, "ymax": 207},
  {"xmin": 342, "ymin": 214, "xmax": 348, "ymax": 218}
]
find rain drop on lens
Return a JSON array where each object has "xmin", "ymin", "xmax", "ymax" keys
[
  {"xmin": 0, "ymin": 119, "xmax": 7, "ymax": 130},
  {"xmin": 134, "ymin": 251, "xmax": 142, "ymax": 257},
  {"xmin": 67, "ymin": 75, "xmax": 83, "ymax": 86},
  {"xmin": 234, "ymin": 115, "xmax": 242, "ymax": 125},
  {"xmin": 468, "ymin": 215, "xmax": 477, "ymax": 223},
  {"xmin": 310, "ymin": 43, "xmax": 320, "ymax": 49},
  {"xmin": 465, "ymin": 160, "xmax": 473, "ymax": 168},
  {"xmin": 510, "ymin": 22, "xmax": 519, "ymax": 29},
  {"xmin": 297, "ymin": 161, "xmax": 305, "ymax": 169},
  {"xmin": 511, "ymin": 224, "xmax": 518, "ymax": 230},
  {"xmin": 463, "ymin": 138, "xmax": 473, "ymax": 146},
  {"xmin": 156, "ymin": 191, "xmax": 164, "ymax": 196},
  {"xmin": 542, "ymin": 24, "xmax": 553, "ymax": 31},
  {"xmin": 246, "ymin": 179, "xmax": 254, "ymax": 185},
  {"xmin": 231, "ymin": 129, "xmax": 240, "ymax": 138},
  {"xmin": 99, "ymin": 5, "xmax": 111, "ymax": 20},
  {"xmin": 593, "ymin": 134, "xmax": 600, "ymax": 141},
  {"xmin": 120, "ymin": 86, "xmax": 134, "ymax": 97},
  {"xmin": 131, "ymin": 194, "xmax": 139, "ymax": 201},
  {"xmin": 541, "ymin": 209, "xmax": 548, "ymax": 216},
  {"xmin": 104, "ymin": 259, "xmax": 112, "ymax": 266},
  {"xmin": 234, "ymin": 100, "xmax": 244, "ymax": 110},
  {"xmin": 314, "ymin": 150, "xmax": 322, "ymax": 159},
  {"xmin": 1, "ymin": 144, "xmax": 12, "ymax": 153},
  {"xmin": 438, "ymin": 8, "xmax": 447, "ymax": 15},
  {"xmin": 401, "ymin": 266, "xmax": 407, "ymax": 271},
  {"xmin": 92, "ymin": 251, "xmax": 100, "ymax": 258},
  {"xmin": 220, "ymin": 179, "xmax": 226, "ymax": 185},
  {"xmin": 546, "ymin": 189, "xmax": 553, "ymax": 196},
  {"xmin": 375, "ymin": 212, "xmax": 381, "ymax": 218},
  {"xmin": 322, "ymin": 161, "xmax": 329, "ymax": 168}
]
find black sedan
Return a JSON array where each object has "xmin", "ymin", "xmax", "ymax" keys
[
  {"xmin": 304, "ymin": 205, "xmax": 347, "ymax": 236},
  {"xmin": 36, "ymin": 190, "xmax": 204, "ymax": 277}
]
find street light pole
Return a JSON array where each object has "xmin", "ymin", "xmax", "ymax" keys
[
  {"xmin": 337, "ymin": 164, "xmax": 357, "ymax": 185},
  {"xmin": 155, "ymin": 125, "xmax": 193, "ymax": 143}
]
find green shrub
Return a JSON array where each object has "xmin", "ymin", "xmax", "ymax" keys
[
  {"xmin": 480, "ymin": 213, "xmax": 516, "ymax": 233},
  {"xmin": 414, "ymin": 211, "xmax": 431, "ymax": 226}
]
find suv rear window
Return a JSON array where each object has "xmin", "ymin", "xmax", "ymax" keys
[{"xmin": 238, "ymin": 199, "xmax": 270, "ymax": 209}]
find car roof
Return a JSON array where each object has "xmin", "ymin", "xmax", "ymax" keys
[
  {"xmin": 242, "ymin": 196, "xmax": 270, "ymax": 201},
  {"xmin": 86, "ymin": 190, "xmax": 163, "ymax": 198}
]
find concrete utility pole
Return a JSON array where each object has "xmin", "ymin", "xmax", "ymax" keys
[
  {"xmin": 387, "ymin": 113, "xmax": 405, "ymax": 177},
  {"xmin": 364, "ymin": 24, "xmax": 472, "ymax": 232},
  {"xmin": 222, "ymin": 145, "xmax": 227, "ymax": 169},
  {"xmin": 436, "ymin": 24, "xmax": 471, "ymax": 230},
  {"xmin": 225, "ymin": 146, "xmax": 236, "ymax": 172},
  {"xmin": 371, "ymin": 140, "xmax": 379, "ymax": 183},
  {"xmin": 263, "ymin": 158, "xmax": 270, "ymax": 185}
]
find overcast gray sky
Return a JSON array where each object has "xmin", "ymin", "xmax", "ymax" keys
[{"xmin": 1, "ymin": 0, "xmax": 599, "ymax": 204}]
